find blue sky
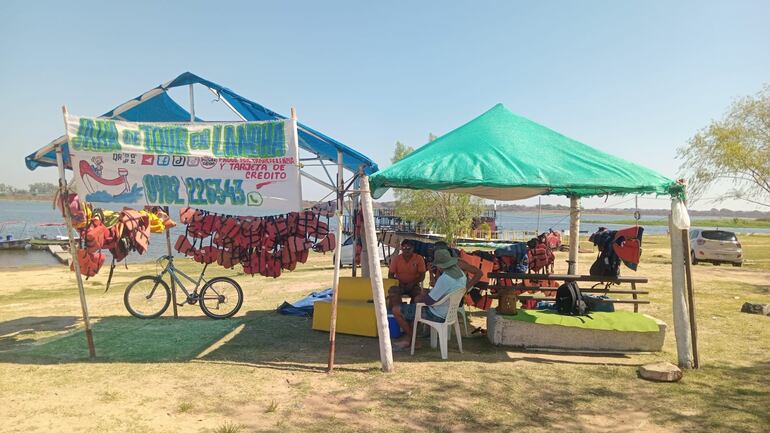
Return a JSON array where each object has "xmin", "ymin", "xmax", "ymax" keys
[{"xmin": 1, "ymin": 0, "xmax": 768, "ymax": 211}]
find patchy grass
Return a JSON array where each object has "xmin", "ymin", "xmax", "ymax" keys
[
  {"xmin": 212, "ymin": 421, "xmax": 245, "ymax": 433},
  {"xmin": 176, "ymin": 401, "xmax": 194, "ymax": 413},
  {"xmin": 0, "ymin": 240, "xmax": 768, "ymax": 432}
]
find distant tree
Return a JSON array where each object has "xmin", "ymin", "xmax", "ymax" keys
[
  {"xmin": 391, "ymin": 136, "xmax": 484, "ymax": 245},
  {"xmin": 678, "ymin": 85, "xmax": 770, "ymax": 207},
  {"xmin": 28, "ymin": 182, "xmax": 57, "ymax": 196},
  {"xmin": 0, "ymin": 183, "xmax": 12, "ymax": 195}
]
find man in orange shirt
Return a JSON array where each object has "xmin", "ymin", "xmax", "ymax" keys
[{"xmin": 388, "ymin": 239, "xmax": 426, "ymax": 311}]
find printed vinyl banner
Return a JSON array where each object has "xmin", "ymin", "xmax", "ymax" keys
[{"xmin": 66, "ymin": 115, "xmax": 302, "ymax": 213}]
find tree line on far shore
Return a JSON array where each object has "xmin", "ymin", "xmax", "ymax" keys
[{"xmin": 0, "ymin": 182, "xmax": 57, "ymax": 198}]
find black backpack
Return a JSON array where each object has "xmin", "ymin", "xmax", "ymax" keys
[
  {"xmin": 555, "ymin": 281, "xmax": 588, "ymax": 316},
  {"xmin": 589, "ymin": 253, "xmax": 620, "ymax": 277},
  {"xmin": 589, "ymin": 230, "xmax": 621, "ymax": 277}
]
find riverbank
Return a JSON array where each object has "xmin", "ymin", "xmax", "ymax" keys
[
  {"xmin": 585, "ymin": 217, "xmax": 770, "ymax": 229},
  {"xmin": 0, "ymin": 194, "xmax": 54, "ymax": 202}
]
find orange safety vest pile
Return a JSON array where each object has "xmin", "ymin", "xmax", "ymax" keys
[
  {"xmin": 57, "ymin": 194, "xmax": 176, "ymax": 277},
  {"xmin": 174, "ymin": 201, "xmax": 337, "ymax": 278}
]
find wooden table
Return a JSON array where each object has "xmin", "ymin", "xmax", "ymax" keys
[{"xmin": 488, "ymin": 273, "xmax": 650, "ymax": 314}]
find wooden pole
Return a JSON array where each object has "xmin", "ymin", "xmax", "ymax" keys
[
  {"xmin": 567, "ymin": 196, "xmax": 580, "ymax": 274},
  {"xmin": 360, "ymin": 175, "xmax": 394, "ymax": 372},
  {"xmin": 682, "ymin": 231, "xmax": 700, "ymax": 368},
  {"xmin": 327, "ymin": 150, "xmax": 344, "ymax": 372},
  {"xmin": 60, "ymin": 106, "xmax": 96, "ymax": 358},
  {"xmin": 669, "ymin": 199, "xmax": 694, "ymax": 368},
  {"xmin": 165, "ymin": 206, "xmax": 178, "ymax": 318}
]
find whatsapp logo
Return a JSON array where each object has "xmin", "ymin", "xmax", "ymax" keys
[{"xmin": 247, "ymin": 191, "xmax": 263, "ymax": 206}]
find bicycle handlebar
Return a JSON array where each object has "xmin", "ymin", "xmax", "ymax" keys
[{"xmin": 156, "ymin": 255, "xmax": 174, "ymax": 265}]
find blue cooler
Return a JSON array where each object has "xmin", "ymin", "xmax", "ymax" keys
[{"xmin": 387, "ymin": 314, "xmax": 402, "ymax": 338}]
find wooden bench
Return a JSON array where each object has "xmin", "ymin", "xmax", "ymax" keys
[{"xmin": 487, "ymin": 272, "xmax": 649, "ymax": 314}]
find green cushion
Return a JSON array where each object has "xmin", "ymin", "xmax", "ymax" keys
[{"xmin": 497, "ymin": 310, "xmax": 660, "ymax": 333}]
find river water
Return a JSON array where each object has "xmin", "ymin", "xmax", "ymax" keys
[{"xmin": 1, "ymin": 200, "xmax": 768, "ymax": 268}]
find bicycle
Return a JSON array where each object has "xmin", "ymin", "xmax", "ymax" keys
[{"xmin": 123, "ymin": 255, "xmax": 243, "ymax": 319}]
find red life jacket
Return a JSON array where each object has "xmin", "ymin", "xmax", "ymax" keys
[
  {"xmin": 84, "ymin": 218, "xmax": 110, "ymax": 253},
  {"xmin": 459, "ymin": 250, "xmax": 494, "ymax": 284},
  {"xmin": 194, "ymin": 245, "xmax": 219, "ymax": 264},
  {"xmin": 242, "ymin": 249, "xmax": 266, "ymax": 275},
  {"xmin": 527, "ymin": 242, "xmax": 554, "ymax": 274},
  {"xmin": 263, "ymin": 254, "xmax": 282, "ymax": 278},
  {"xmin": 120, "ymin": 209, "xmax": 150, "ymax": 255},
  {"xmin": 236, "ymin": 219, "xmax": 262, "ymax": 249},
  {"xmin": 71, "ymin": 249, "xmax": 106, "ymax": 277},
  {"xmin": 313, "ymin": 233, "xmax": 336, "ymax": 253},
  {"xmin": 179, "ymin": 207, "xmax": 198, "ymax": 224},
  {"xmin": 216, "ymin": 248, "xmax": 241, "ymax": 269},
  {"xmin": 295, "ymin": 210, "xmax": 319, "ymax": 237},
  {"xmin": 175, "ymin": 235, "xmax": 196, "ymax": 257}
]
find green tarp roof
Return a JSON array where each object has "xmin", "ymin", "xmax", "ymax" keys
[{"xmin": 370, "ymin": 104, "xmax": 682, "ymax": 200}]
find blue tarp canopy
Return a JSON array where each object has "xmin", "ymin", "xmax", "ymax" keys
[{"xmin": 25, "ymin": 72, "xmax": 378, "ymax": 175}]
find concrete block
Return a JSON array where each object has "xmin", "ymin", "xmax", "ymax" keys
[{"xmin": 486, "ymin": 309, "xmax": 666, "ymax": 352}]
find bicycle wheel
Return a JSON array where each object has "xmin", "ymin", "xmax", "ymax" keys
[
  {"xmin": 198, "ymin": 277, "xmax": 243, "ymax": 319},
  {"xmin": 124, "ymin": 276, "xmax": 171, "ymax": 319}
]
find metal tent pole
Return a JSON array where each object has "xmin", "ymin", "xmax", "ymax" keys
[
  {"xmin": 59, "ymin": 106, "xmax": 96, "ymax": 358},
  {"xmin": 327, "ymin": 150, "xmax": 344, "ymax": 372},
  {"xmin": 351, "ymin": 177, "xmax": 361, "ymax": 277}
]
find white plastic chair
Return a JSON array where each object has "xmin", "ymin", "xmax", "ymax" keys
[
  {"xmin": 411, "ymin": 287, "xmax": 466, "ymax": 359},
  {"xmin": 457, "ymin": 306, "xmax": 469, "ymax": 336}
]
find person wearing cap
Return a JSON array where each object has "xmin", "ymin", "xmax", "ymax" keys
[
  {"xmin": 392, "ymin": 248, "xmax": 467, "ymax": 349},
  {"xmin": 387, "ymin": 239, "xmax": 427, "ymax": 309}
]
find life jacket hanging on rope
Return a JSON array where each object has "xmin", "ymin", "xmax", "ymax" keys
[
  {"xmin": 613, "ymin": 198, "xmax": 645, "ymax": 271},
  {"xmin": 173, "ymin": 202, "xmax": 339, "ymax": 278},
  {"xmin": 612, "ymin": 226, "xmax": 644, "ymax": 271},
  {"xmin": 526, "ymin": 237, "xmax": 554, "ymax": 274}
]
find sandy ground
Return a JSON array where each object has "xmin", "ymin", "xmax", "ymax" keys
[{"xmin": 0, "ymin": 238, "xmax": 768, "ymax": 432}]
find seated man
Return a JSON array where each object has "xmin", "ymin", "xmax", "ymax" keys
[
  {"xmin": 429, "ymin": 241, "xmax": 482, "ymax": 290},
  {"xmin": 393, "ymin": 249, "xmax": 467, "ymax": 349},
  {"xmin": 388, "ymin": 239, "xmax": 426, "ymax": 309}
]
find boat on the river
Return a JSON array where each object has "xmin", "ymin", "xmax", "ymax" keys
[{"xmin": 0, "ymin": 221, "xmax": 31, "ymax": 250}]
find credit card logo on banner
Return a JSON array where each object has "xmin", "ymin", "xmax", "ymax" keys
[
  {"xmin": 156, "ymin": 155, "xmax": 170, "ymax": 166},
  {"xmin": 141, "ymin": 155, "xmax": 155, "ymax": 165}
]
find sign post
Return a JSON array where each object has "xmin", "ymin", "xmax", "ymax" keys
[{"xmin": 59, "ymin": 106, "xmax": 96, "ymax": 358}]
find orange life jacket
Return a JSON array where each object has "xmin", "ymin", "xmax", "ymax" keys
[
  {"xmin": 84, "ymin": 218, "xmax": 110, "ymax": 253},
  {"xmin": 527, "ymin": 242, "xmax": 554, "ymax": 274},
  {"xmin": 313, "ymin": 233, "xmax": 336, "ymax": 253},
  {"xmin": 459, "ymin": 250, "xmax": 494, "ymax": 283},
  {"xmin": 71, "ymin": 249, "xmax": 106, "ymax": 277}
]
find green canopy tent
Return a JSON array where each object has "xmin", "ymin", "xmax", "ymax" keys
[
  {"xmin": 369, "ymin": 103, "xmax": 683, "ymax": 200},
  {"xmin": 357, "ymin": 104, "xmax": 696, "ymax": 368}
]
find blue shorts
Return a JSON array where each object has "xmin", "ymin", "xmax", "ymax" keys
[{"xmin": 399, "ymin": 304, "xmax": 445, "ymax": 323}]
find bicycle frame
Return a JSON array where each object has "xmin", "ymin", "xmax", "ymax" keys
[{"xmin": 155, "ymin": 255, "xmax": 210, "ymax": 303}]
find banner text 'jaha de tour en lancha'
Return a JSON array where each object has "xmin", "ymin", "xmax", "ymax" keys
[{"xmin": 66, "ymin": 115, "xmax": 303, "ymax": 213}]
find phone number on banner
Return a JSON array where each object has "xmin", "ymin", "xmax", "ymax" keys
[{"xmin": 143, "ymin": 175, "xmax": 246, "ymax": 206}]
